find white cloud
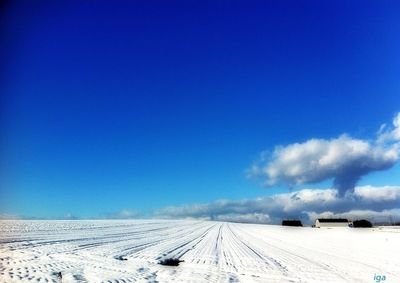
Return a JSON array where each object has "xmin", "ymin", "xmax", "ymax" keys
[
  {"xmin": 353, "ymin": 185, "xmax": 400, "ymax": 202},
  {"xmin": 377, "ymin": 112, "xmax": 400, "ymax": 144},
  {"xmin": 250, "ymin": 113, "xmax": 400, "ymax": 195},
  {"xmin": 155, "ymin": 186, "xmax": 400, "ymax": 224},
  {"xmin": 272, "ymin": 188, "xmax": 338, "ymax": 212}
]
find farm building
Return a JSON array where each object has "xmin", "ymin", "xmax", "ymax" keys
[
  {"xmin": 352, "ymin": 219, "xmax": 373, "ymax": 228},
  {"xmin": 315, "ymin": 218, "xmax": 349, "ymax": 228}
]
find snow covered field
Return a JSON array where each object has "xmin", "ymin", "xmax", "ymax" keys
[{"xmin": 0, "ymin": 220, "xmax": 399, "ymax": 283}]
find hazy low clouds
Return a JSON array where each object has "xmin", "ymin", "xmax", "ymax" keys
[
  {"xmin": 250, "ymin": 113, "xmax": 400, "ymax": 196},
  {"xmin": 0, "ymin": 213, "xmax": 20, "ymax": 220},
  {"xmin": 214, "ymin": 213, "xmax": 271, "ymax": 224},
  {"xmin": 155, "ymin": 186, "xmax": 400, "ymax": 224},
  {"xmin": 101, "ymin": 209, "xmax": 141, "ymax": 219}
]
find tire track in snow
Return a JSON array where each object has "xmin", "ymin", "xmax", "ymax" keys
[
  {"xmin": 155, "ymin": 223, "xmax": 218, "ymax": 261},
  {"xmin": 231, "ymin": 224, "xmax": 355, "ymax": 282}
]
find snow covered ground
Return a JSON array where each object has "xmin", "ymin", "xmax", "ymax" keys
[{"xmin": 0, "ymin": 220, "xmax": 399, "ymax": 283}]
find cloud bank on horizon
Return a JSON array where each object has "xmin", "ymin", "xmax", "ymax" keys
[
  {"xmin": 5, "ymin": 186, "xmax": 399, "ymax": 224},
  {"xmin": 155, "ymin": 185, "xmax": 400, "ymax": 224},
  {"xmin": 250, "ymin": 113, "xmax": 400, "ymax": 196}
]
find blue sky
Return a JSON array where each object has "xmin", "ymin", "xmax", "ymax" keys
[{"xmin": 1, "ymin": 1, "xmax": 400, "ymax": 219}]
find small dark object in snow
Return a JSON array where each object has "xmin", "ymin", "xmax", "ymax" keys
[
  {"xmin": 115, "ymin": 255, "xmax": 128, "ymax": 261},
  {"xmin": 52, "ymin": 271, "xmax": 62, "ymax": 279},
  {"xmin": 159, "ymin": 258, "xmax": 183, "ymax": 266}
]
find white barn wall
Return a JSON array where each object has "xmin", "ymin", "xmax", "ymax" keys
[{"xmin": 315, "ymin": 220, "xmax": 349, "ymax": 228}]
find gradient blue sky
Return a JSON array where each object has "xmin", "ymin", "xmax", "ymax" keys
[{"xmin": 1, "ymin": 1, "xmax": 400, "ymax": 218}]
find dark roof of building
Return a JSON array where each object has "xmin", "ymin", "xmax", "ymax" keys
[
  {"xmin": 282, "ymin": 220, "xmax": 303, "ymax": 226},
  {"xmin": 317, "ymin": 218, "xmax": 348, "ymax": 223}
]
